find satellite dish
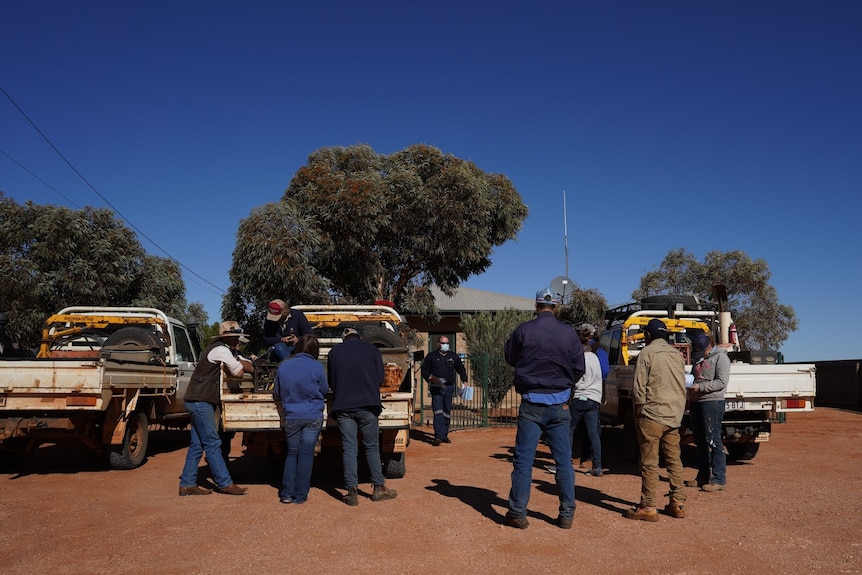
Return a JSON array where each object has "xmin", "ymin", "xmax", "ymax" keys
[{"xmin": 550, "ymin": 276, "xmax": 575, "ymax": 304}]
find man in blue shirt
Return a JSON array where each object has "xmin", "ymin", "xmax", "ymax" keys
[
  {"xmin": 503, "ymin": 288, "xmax": 585, "ymax": 529},
  {"xmin": 421, "ymin": 335, "xmax": 468, "ymax": 445}
]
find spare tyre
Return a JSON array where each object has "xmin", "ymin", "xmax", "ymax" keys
[
  {"xmin": 102, "ymin": 326, "xmax": 166, "ymax": 361},
  {"xmin": 358, "ymin": 326, "xmax": 403, "ymax": 349}
]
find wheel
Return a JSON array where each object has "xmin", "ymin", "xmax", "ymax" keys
[
  {"xmin": 109, "ymin": 411, "xmax": 149, "ymax": 469},
  {"xmin": 727, "ymin": 442, "xmax": 760, "ymax": 461},
  {"xmin": 383, "ymin": 452, "xmax": 406, "ymax": 479},
  {"xmin": 0, "ymin": 439, "xmax": 29, "ymax": 471},
  {"xmin": 358, "ymin": 326, "xmax": 403, "ymax": 349},
  {"xmin": 103, "ymin": 327, "xmax": 165, "ymax": 361}
]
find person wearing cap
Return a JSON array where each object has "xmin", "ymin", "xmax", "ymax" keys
[
  {"xmin": 178, "ymin": 321, "xmax": 254, "ymax": 497},
  {"xmin": 263, "ymin": 298, "xmax": 313, "ymax": 361},
  {"xmin": 624, "ymin": 318, "xmax": 687, "ymax": 521},
  {"xmin": 421, "ymin": 335, "xmax": 468, "ymax": 445},
  {"xmin": 327, "ymin": 327, "xmax": 397, "ymax": 506},
  {"xmin": 687, "ymin": 333, "xmax": 730, "ymax": 492},
  {"xmin": 577, "ymin": 323, "xmax": 608, "ymax": 469},
  {"xmin": 272, "ymin": 334, "xmax": 328, "ymax": 504},
  {"xmin": 502, "ymin": 287, "xmax": 585, "ymax": 530}
]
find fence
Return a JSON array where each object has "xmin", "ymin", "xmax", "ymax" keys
[{"xmin": 413, "ymin": 354, "xmax": 521, "ymax": 430}]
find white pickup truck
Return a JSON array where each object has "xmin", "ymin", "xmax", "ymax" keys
[
  {"xmin": 0, "ymin": 307, "xmax": 198, "ymax": 469},
  {"xmin": 597, "ymin": 294, "xmax": 816, "ymax": 460},
  {"xmin": 221, "ymin": 304, "xmax": 414, "ymax": 478}
]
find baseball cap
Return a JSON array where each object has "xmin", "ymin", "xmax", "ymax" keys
[
  {"xmin": 692, "ymin": 333, "xmax": 711, "ymax": 352},
  {"xmin": 535, "ymin": 287, "xmax": 558, "ymax": 306},
  {"xmin": 341, "ymin": 327, "xmax": 359, "ymax": 338},
  {"xmin": 266, "ymin": 299, "xmax": 286, "ymax": 321},
  {"xmin": 646, "ymin": 318, "xmax": 668, "ymax": 339}
]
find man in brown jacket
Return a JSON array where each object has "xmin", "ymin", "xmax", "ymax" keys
[{"xmin": 625, "ymin": 318, "xmax": 687, "ymax": 521}]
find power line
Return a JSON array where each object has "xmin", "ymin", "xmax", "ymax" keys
[
  {"xmin": 1, "ymin": 84, "xmax": 226, "ymax": 296},
  {"xmin": 0, "ymin": 148, "xmax": 82, "ymax": 208}
]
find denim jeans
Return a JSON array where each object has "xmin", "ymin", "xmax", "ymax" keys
[
  {"xmin": 336, "ymin": 409, "xmax": 385, "ymax": 487},
  {"xmin": 430, "ymin": 383, "xmax": 454, "ymax": 440},
  {"xmin": 570, "ymin": 398, "xmax": 601, "ymax": 470},
  {"xmin": 280, "ymin": 417, "xmax": 323, "ymax": 502},
  {"xmin": 270, "ymin": 342, "xmax": 295, "ymax": 362},
  {"xmin": 509, "ymin": 400, "xmax": 575, "ymax": 519},
  {"xmin": 689, "ymin": 400, "xmax": 727, "ymax": 485},
  {"xmin": 635, "ymin": 416, "xmax": 686, "ymax": 508},
  {"xmin": 179, "ymin": 400, "xmax": 234, "ymax": 489}
]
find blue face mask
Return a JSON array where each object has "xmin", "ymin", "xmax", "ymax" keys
[{"xmin": 440, "ymin": 343, "xmax": 450, "ymax": 352}]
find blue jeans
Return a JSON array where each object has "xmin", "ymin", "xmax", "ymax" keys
[
  {"xmin": 690, "ymin": 400, "xmax": 727, "ymax": 485},
  {"xmin": 179, "ymin": 400, "xmax": 234, "ymax": 489},
  {"xmin": 336, "ymin": 409, "xmax": 385, "ymax": 487},
  {"xmin": 280, "ymin": 417, "xmax": 323, "ymax": 502},
  {"xmin": 570, "ymin": 398, "xmax": 601, "ymax": 470},
  {"xmin": 430, "ymin": 383, "xmax": 454, "ymax": 440},
  {"xmin": 270, "ymin": 342, "xmax": 295, "ymax": 361},
  {"xmin": 509, "ymin": 400, "xmax": 575, "ymax": 519}
]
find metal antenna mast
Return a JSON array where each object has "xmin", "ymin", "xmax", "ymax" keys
[{"xmin": 563, "ymin": 189, "xmax": 569, "ymax": 279}]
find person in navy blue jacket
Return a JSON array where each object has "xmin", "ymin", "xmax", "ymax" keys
[
  {"xmin": 328, "ymin": 328, "xmax": 397, "ymax": 506},
  {"xmin": 263, "ymin": 298, "xmax": 313, "ymax": 361},
  {"xmin": 421, "ymin": 335, "xmax": 468, "ymax": 445},
  {"xmin": 503, "ymin": 287, "xmax": 585, "ymax": 530}
]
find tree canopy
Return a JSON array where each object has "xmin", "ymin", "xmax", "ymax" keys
[
  {"xmin": 224, "ymin": 143, "xmax": 528, "ymax": 329},
  {"xmin": 0, "ymin": 194, "xmax": 197, "ymax": 346},
  {"xmin": 632, "ymin": 248, "xmax": 798, "ymax": 350}
]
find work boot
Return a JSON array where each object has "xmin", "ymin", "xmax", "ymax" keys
[
  {"xmin": 557, "ymin": 515, "xmax": 574, "ymax": 529},
  {"xmin": 371, "ymin": 484, "xmax": 397, "ymax": 501},
  {"xmin": 343, "ymin": 487, "xmax": 359, "ymax": 506},
  {"xmin": 504, "ymin": 513, "xmax": 529, "ymax": 529},
  {"xmin": 664, "ymin": 500, "xmax": 686, "ymax": 519},
  {"xmin": 214, "ymin": 483, "xmax": 247, "ymax": 496},
  {"xmin": 624, "ymin": 506, "xmax": 659, "ymax": 522},
  {"xmin": 178, "ymin": 485, "xmax": 212, "ymax": 496},
  {"xmin": 701, "ymin": 483, "xmax": 726, "ymax": 492}
]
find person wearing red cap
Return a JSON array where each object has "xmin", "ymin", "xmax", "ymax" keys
[{"xmin": 263, "ymin": 298, "xmax": 313, "ymax": 361}]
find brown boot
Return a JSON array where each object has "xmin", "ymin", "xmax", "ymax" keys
[
  {"xmin": 214, "ymin": 483, "xmax": 247, "ymax": 496},
  {"xmin": 343, "ymin": 487, "xmax": 359, "ymax": 506},
  {"xmin": 371, "ymin": 484, "xmax": 397, "ymax": 501},
  {"xmin": 178, "ymin": 485, "xmax": 212, "ymax": 496},
  {"xmin": 624, "ymin": 506, "xmax": 659, "ymax": 522},
  {"xmin": 664, "ymin": 500, "xmax": 686, "ymax": 519}
]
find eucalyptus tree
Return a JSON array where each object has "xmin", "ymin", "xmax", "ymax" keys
[{"xmin": 633, "ymin": 248, "xmax": 797, "ymax": 350}]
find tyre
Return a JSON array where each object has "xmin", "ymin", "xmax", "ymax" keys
[
  {"xmin": 103, "ymin": 327, "xmax": 165, "ymax": 361},
  {"xmin": 383, "ymin": 452, "xmax": 406, "ymax": 479},
  {"xmin": 358, "ymin": 326, "xmax": 403, "ymax": 349},
  {"xmin": 109, "ymin": 411, "xmax": 149, "ymax": 469},
  {"xmin": 0, "ymin": 439, "xmax": 29, "ymax": 471},
  {"xmin": 727, "ymin": 442, "xmax": 760, "ymax": 461}
]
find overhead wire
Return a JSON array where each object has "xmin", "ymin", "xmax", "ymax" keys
[{"xmin": 0, "ymin": 84, "xmax": 226, "ymax": 296}]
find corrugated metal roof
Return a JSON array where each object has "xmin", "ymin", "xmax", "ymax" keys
[{"xmin": 431, "ymin": 286, "xmax": 535, "ymax": 313}]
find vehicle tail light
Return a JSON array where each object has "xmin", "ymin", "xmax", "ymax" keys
[
  {"xmin": 66, "ymin": 396, "xmax": 98, "ymax": 407},
  {"xmin": 784, "ymin": 399, "xmax": 807, "ymax": 409}
]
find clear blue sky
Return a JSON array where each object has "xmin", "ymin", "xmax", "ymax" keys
[{"xmin": 2, "ymin": 1, "xmax": 859, "ymax": 362}]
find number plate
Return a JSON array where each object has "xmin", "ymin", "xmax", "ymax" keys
[{"xmin": 725, "ymin": 400, "xmax": 746, "ymax": 411}]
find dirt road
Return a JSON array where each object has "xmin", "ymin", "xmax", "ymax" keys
[{"xmin": 1, "ymin": 408, "xmax": 860, "ymax": 575}]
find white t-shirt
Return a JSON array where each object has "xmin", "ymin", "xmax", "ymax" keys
[
  {"xmin": 574, "ymin": 350, "xmax": 603, "ymax": 404},
  {"xmin": 207, "ymin": 344, "xmax": 245, "ymax": 377}
]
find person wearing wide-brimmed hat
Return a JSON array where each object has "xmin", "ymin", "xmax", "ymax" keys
[{"xmin": 178, "ymin": 321, "xmax": 254, "ymax": 497}]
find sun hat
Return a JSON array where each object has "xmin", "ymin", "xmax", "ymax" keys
[{"xmin": 214, "ymin": 321, "xmax": 249, "ymax": 342}]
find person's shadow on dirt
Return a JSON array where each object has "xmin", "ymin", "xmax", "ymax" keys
[
  {"xmin": 426, "ymin": 478, "xmax": 509, "ymax": 523},
  {"xmin": 533, "ymin": 477, "xmax": 636, "ymax": 514}
]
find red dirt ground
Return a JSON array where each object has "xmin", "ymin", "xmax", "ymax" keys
[{"xmin": 1, "ymin": 407, "xmax": 860, "ymax": 575}]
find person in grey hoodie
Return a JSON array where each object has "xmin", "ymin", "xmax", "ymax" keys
[{"xmin": 688, "ymin": 333, "xmax": 730, "ymax": 492}]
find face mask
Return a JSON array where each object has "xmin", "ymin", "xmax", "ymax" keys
[{"xmin": 440, "ymin": 343, "xmax": 450, "ymax": 352}]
